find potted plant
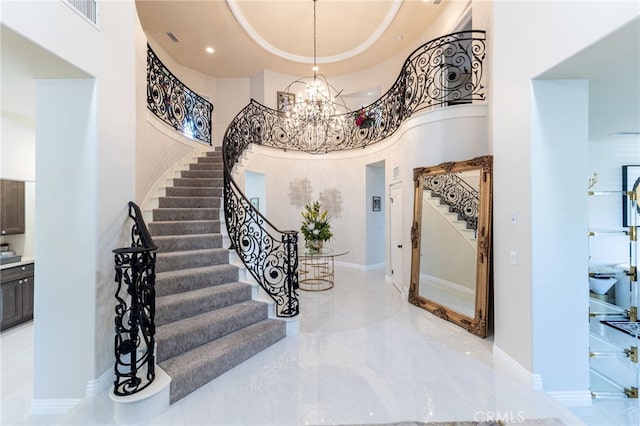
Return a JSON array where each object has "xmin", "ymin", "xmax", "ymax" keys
[{"xmin": 300, "ymin": 200, "xmax": 332, "ymax": 251}]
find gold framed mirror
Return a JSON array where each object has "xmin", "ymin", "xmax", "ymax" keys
[{"xmin": 409, "ymin": 156, "xmax": 492, "ymax": 338}]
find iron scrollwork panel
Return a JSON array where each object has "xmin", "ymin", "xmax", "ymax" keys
[
  {"xmin": 147, "ymin": 44, "xmax": 213, "ymax": 145},
  {"xmin": 251, "ymin": 30, "xmax": 485, "ymax": 154},
  {"xmin": 112, "ymin": 202, "xmax": 158, "ymax": 396},
  {"xmin": 112, "ymin": 248, "xmax": 156, "ymax": 396},
  {"xmin": 223, "ymin": 172, "xmax": 299, "ymax": 317}
]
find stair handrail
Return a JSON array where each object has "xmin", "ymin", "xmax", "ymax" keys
[
  {"xmin": 222, "ymin": 30, "xmax": 486, "ymax": 317},
  {"xmin": 423, "ymin": 173, "xmax": 479, "ymax": 230},
  {"xmin": 223, "ymin": 113, "xmax": 300, "ymax": 317},
  {"xmin": 112, "ymin": 201, "xmax": 158, "ymax": 396}
]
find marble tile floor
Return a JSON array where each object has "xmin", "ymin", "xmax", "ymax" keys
[{"xmin": 1, "ymin": 266, "xmax": 638, "ymax": 426}]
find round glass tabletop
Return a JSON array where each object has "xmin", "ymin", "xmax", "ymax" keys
[{"xmin": 298, "ymin": 244, "xmax": 350, "ymax": 257}]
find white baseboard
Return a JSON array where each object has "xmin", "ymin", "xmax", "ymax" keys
[
  {"xmin": 30, "ymin": 369, "xmax": 113, "ymax": 416},
  {"xmin": 493, "ymin": 345, "xmax": 544, "ymax": 390},
  {"xmin": 86, "ymin": 368, "xmax": 114, "ymax": 398},
  {"xmin": 334, "ymin": 260, "xmax": 365, "ymax": 270},
  {"xmin": 364, "ymin": 262, "xmax": 385, "ymax": 271},
  {"xmin": 547, "ymin": 391, "xmax": 593, "ymax": 407},
  {"xmin": 30, "ymin": 398, "xmax": 81, "ymax": 416}
]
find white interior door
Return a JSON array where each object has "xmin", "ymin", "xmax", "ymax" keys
[{"xmin": 390, "ymin": 183, "xmax": 403, "ymax": 293}]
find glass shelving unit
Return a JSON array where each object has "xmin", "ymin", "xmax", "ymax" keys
[{"xmin": 588, "ymin": 188, "xmax": 638, "ymax": 400}]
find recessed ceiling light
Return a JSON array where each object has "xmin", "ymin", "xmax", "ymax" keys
[{"xmin": 205, "ymin": 47, "xmax": 214, "ymax": 54}]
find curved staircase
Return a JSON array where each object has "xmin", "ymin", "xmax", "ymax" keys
[{"xmin": 148, "ymin": 148, "xmax": 287, "ymax": 403}]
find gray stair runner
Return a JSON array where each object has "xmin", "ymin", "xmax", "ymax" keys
[{"xmin": 149, "ymin": 148, "xmax": 286, "ymax": 404}]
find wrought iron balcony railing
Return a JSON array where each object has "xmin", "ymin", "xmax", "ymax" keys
[
  {"xmin": 251, "ymin": 30, "xmax": 486, "ymax": 154},
  {"xmin": 147, "ymin": 45, "xmax": 213, "ymax": 145},
  {"xmin": 222, "ymin": 30, "xmax": 485, "ymax": 317}
]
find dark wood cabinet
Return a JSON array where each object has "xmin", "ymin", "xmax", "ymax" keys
[
  {"xmin": 0, "ymin": 179, "xmax": 25, "ymax": 235},
  {"xmin": 1, "ymin": 262, "xmax": 34, "ymax": 331},
  {"xmin": 1, "ymin": 280, "xmax": 23, "ymax": 329}
]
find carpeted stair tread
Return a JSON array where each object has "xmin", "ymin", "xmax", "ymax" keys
[
  {"xmin": 155, "ymin": 248, "xmax": 230, "ymax": 273},
  {"xmin": 196, "ymin": 156, "xmax": 222, "ymax": 164},
  {"xmin": 155, "ymin": 264, "xmax": 239, "ymax": 296},
  {"xmin": 189, "ymin": 162, "xmax": 222, "ymax": 171},
  {"xmin": 180, "ymin": 170, "xmax": 223, "ymax": 179},
  {"xmin": 148, "ymin": 219, "xmax": 220, "ymax": 236},
  {"xmin": 165, "ymin": 186, "xmax": 222, "ymax": 197},
  {"xmin": 172, "ymin": 177, "xmax": 222, "ymax": 187},
  {"xmin": 152, "ymin": 208, "xmax": 219, "ymax": 221},
  {"xmin": 153, "ymin": 233, "xmax": 222, "ymax": 252},
  {"xmin": 159, "ymin": 318, "xmax": 286, "ymax": 403},
  {"xmin": 155, "ymin": 282, "xmax": 253, "ymax": 326},
  {"xmin": 149, "ymin": 149, "xmax": 285, "ymax": 405},
  {"xmin": 159, "ymin": 196, "xmax": 220, "ymax": 208},
  {"xmin": 155, "ymin": 300, "xmax": 269, "ymax": 362}
]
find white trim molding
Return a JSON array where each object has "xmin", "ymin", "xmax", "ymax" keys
[
  {"xmin": 30, "ymin": 398, "xmax": 81, "ymax": 416},
  {"xmin": 226, "ymin": 0, "xmax": 402, "ymax": 65},
  {"xmin": 493, "ymin": 345, "xmax": 544, "ymax": 391},
  {"xmin": 86, "ymin": 368, "xmax": 114, "ymax": 398},
  {"xmin": 547, "ymin": 391, "xmax": 593, "ymax": 407}
]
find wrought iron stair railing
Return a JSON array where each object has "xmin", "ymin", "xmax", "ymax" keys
[
  {"xmin": 223, "ymin": 106, "xmax": 300, "ymax": 317},
  {"xmin": 112, "ymin": 201, "xmax": 157, "ymax": 396},
  {"xmin": 222, "ymin": 30, "xmax": 485, "ymax": 318}
]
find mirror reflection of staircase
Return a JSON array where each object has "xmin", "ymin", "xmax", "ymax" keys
[
  {"xmin": 148, "ymin": 148, "xmax": 286, "ymax": 403},
  {"xmin": 423, "ymin": 192, "xmax": 477, "ymax": 249}
]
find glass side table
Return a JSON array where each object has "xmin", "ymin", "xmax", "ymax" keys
[{"xmin": 298, "ymin": 245, "xmax": 350, "ymax": 291}]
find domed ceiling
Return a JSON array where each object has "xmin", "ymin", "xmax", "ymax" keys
[{"xmin": 135, "ymin": 0, "xmax": 450, "ymax": 78}]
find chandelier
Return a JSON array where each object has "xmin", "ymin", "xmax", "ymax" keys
[{"xmin": 280, "ymin": 0, "xmax": 349, "ymax": 154}]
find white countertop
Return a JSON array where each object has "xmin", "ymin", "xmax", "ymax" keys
[{"xmin": 0, "ymin": 257, "xmax": 35, "ymax": 271}]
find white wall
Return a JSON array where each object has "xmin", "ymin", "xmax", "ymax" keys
[
  {"xmin": 215, "ymin": 78, "xmax": 252, "ymax": 146},
  {"xmin": 2, "ymin": 0, "xmax": 142, "ymax": 408},
  {"xmin": 245, "ymin": 171, "xmax": 267, "ymax": 215},
  {"xmin": 365, "ymin": 163, "xmax": 385, "ymax": 266},
  {"xmin": 530, "ymin": 79, "xmax": 590, "ymax": 394},
  {"xmin": 490, "ymin": 0, "xmax": 639, "ymax": 397},
  {"xmin": 34, "ymin": 78, "xmax": 97, "ymax": 399}
]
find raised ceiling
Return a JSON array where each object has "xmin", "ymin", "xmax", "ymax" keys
[{"xmin": 135, "ymin": 0, "xmax": 450, "ymax": 78}]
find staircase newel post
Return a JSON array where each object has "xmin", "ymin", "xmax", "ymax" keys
[
  {"xmin": 282, "ymin": 230, "xmax": 299, "ymax": 317},
  {"xmin": 112, "ymin": 202, "xmax": 158, "ymax": 396}
]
